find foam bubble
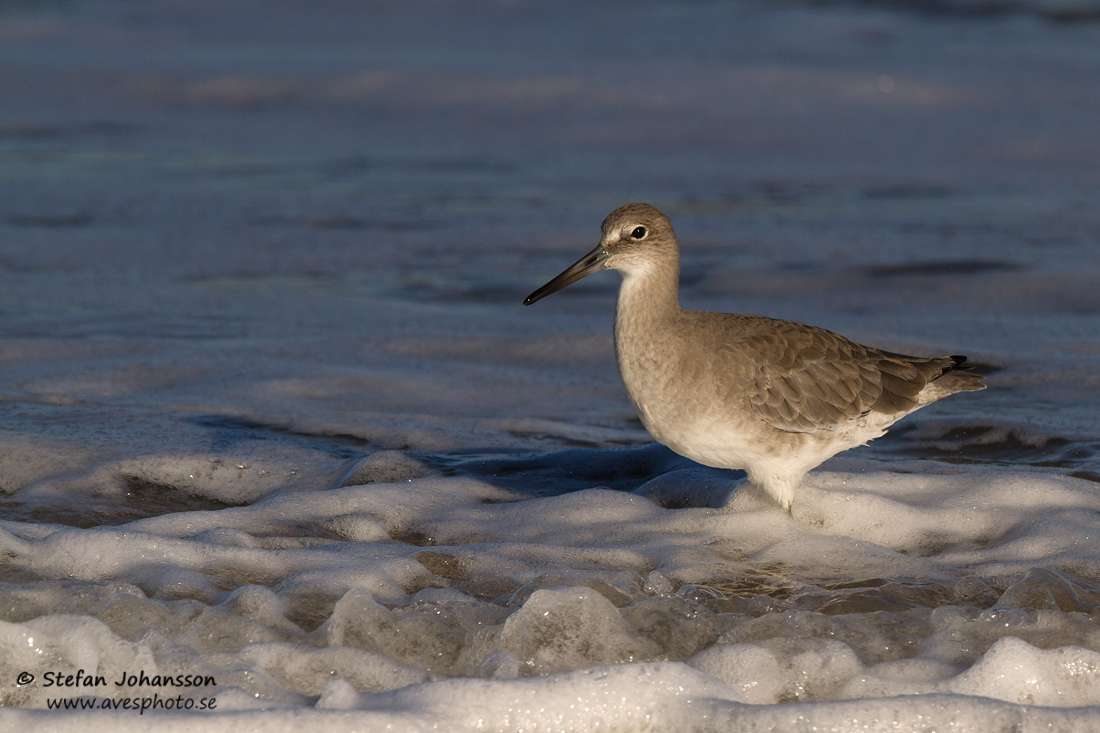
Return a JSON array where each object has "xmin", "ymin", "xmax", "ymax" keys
[
  {"xmin": 947, "ymin": 637, "xmax": 1100, "ymax": 706},
  {"xmin": 491, "ymin": 587, "xmax": 660, "ymax": 675}
]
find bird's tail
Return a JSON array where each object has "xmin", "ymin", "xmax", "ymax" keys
[{"xmin": 932, "ymin": 355, "xmax": 986, "ymax": 393}]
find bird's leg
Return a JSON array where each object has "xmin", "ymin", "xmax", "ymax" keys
[{"xmin": 750, "ymin": 470, "xmax": 802, "ymax": 513}]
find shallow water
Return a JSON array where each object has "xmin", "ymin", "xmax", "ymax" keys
[{"xmin": 2, "ymin": 0, "xmax": 1100, "ymax": 729}]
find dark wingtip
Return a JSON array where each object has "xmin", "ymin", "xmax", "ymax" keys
[{"xmin": 935, "ymin": 354, "xmax": 986, "ymax": 391}]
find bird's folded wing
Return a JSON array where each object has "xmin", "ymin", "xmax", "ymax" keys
[{"xmin": 738, "ymin": 321, "xmax": 929, "ymax": 434}]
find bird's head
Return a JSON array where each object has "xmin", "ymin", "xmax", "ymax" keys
[{"xmin": 523, "ymin": 203, "xmax": 677, "ymax": 305}]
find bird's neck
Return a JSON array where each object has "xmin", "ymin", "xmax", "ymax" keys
[
  {"xmin": 612, "ymin": 255, "xmax": 684, "ymax": 437},
  {"xmin": 614, "ymin": 257, "xmax": 682, "ymax": 337}
]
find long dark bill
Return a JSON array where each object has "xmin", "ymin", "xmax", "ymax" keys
[{"xmin": 523, "ymin": 245, "xmax": 609, "ymax": 306}]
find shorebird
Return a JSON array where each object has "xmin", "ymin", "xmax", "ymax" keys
[{"xmin": 523, "ymin": 203, "xmax": 985, "ymax": 511}]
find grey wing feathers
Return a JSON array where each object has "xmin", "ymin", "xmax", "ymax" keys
[{"xmin": 739, "ymin": 319, "xmax": 978, "ymax": 434}]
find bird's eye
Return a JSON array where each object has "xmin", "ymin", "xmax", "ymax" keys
[{"xmin": 630, "ymin": 226, "xmax": 647, "ymax": 240}]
